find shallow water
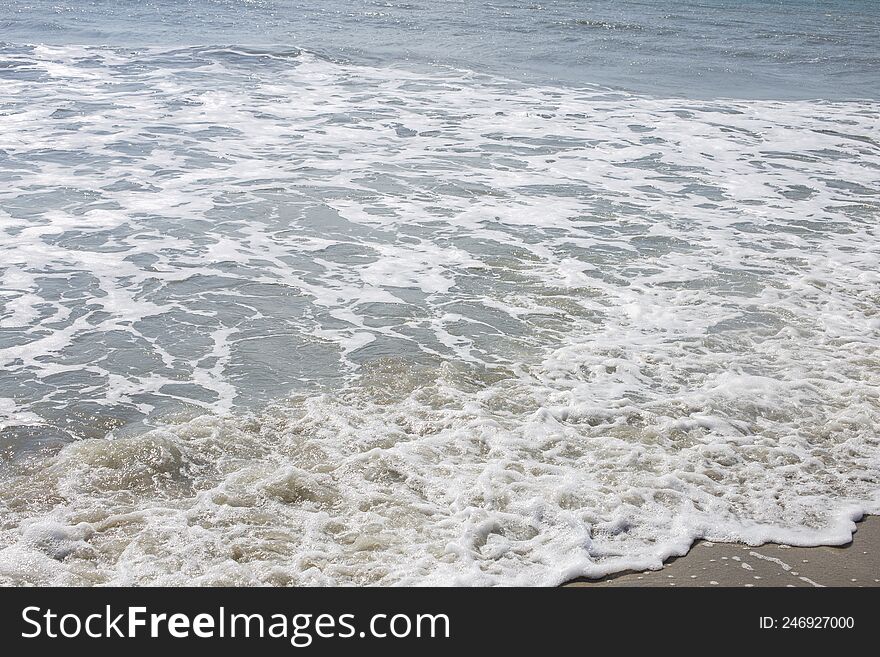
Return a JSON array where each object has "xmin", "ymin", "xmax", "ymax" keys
[{"xmin": 0, "ymin": 2, "xmax": 878, "ymax": 585}]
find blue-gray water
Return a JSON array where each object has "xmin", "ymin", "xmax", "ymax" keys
[
  {"xmin": 3, "ymin": 0, "xmax": 879, "ymax": 98},
  {"xmin": 0, "ymin": 1, "xmax": 878, "ymax": 585}
]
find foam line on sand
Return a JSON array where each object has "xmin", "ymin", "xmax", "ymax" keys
[{"xmin": 566, "ymin": 516, "xmax": 880, "ymax": 587}]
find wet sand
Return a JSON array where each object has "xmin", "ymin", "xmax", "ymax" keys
[{"xmin": 566, "ymin": 516, "xmax": 880, "ymax": 587}]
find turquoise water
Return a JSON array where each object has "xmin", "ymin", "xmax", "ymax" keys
[{"xmin": 0, "ymin": 2, "xmax": 878, "ymax": 585}]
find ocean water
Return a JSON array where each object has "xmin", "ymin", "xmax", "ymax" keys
[{"xmin": 0, "ymin": 1, "xmax": 878, "ymax": 585}]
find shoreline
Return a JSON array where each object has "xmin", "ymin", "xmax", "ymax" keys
[{"xmin": 565, "ymin": 516, "xmax": 880, "ymax": 587}]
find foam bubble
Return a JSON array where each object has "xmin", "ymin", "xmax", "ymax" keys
[{"xmin": 0, "ymin": 44, "xmax": 878, "ymax": 585}]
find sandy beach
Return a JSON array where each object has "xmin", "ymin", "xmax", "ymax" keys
[{"xmin": 566, "ymin": 516, "xmax": 880, "ymax": 587}]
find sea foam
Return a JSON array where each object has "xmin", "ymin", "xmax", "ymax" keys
[{"xmin": 0, "ymin": 44, "xmax": 878, "ymax": 585}]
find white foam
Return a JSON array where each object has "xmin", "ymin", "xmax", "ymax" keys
[{"xmin": 0, "ymin": 44, "xmax": 878, "ymax": 584}]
